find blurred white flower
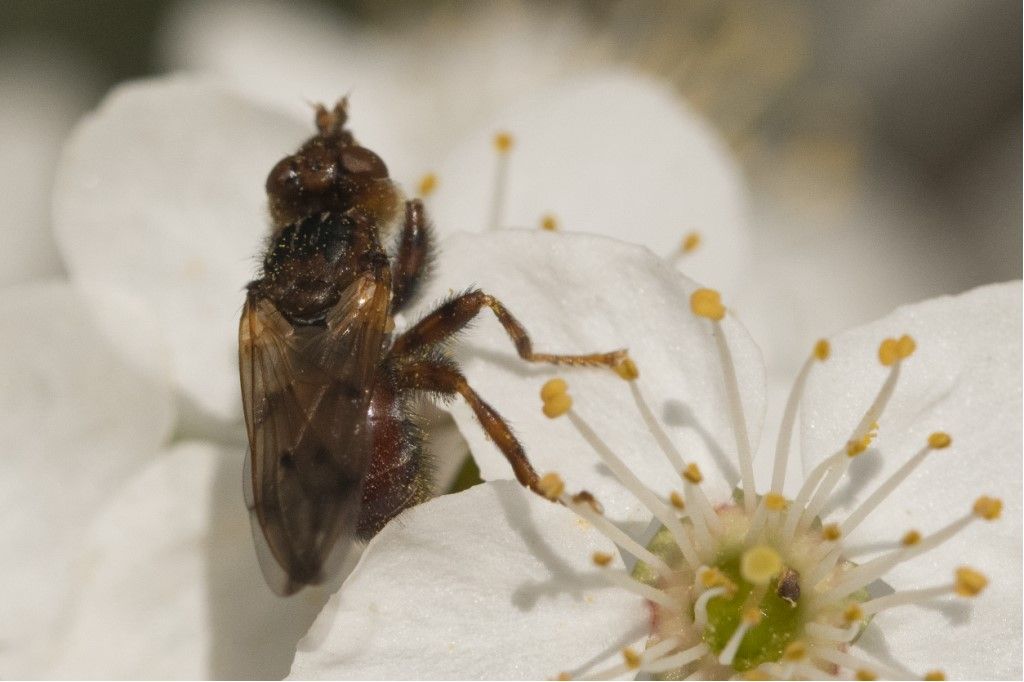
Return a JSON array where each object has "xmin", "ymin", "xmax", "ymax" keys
[
  {"xmin": 0, "ymin": 40, "xmax": 100, "ymax": 286},
  {"xmin": 292, "ymin": 231, "xmax": 1021, "ymax": 680},
  {"xmin": 0, "ymin": 281, "xmax": 174, "ymax": 676}
]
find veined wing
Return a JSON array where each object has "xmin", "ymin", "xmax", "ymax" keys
[{"xmin": 239, "ymin": 273, "xmax": 389, "ymax": 595}]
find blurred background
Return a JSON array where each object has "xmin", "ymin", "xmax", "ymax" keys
[{"xmin": 1, "ymin": 0, "xmax": 1019, "ymax": 285}]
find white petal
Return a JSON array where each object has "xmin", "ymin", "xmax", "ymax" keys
[
  {"xmin": 799, "ymin": 281, "xmax": 1022, "ymax": 678},
  {"xmin": 290, "ymin": 481, "xmax": 648, "ymax": 680},
  {"xmin": 430, "ymin": 70, "xmax": 749, "ymax": 295},
  {"xmin": 0, "ymin": 281, "xmax": 174, "ymax": 676},
  {"xmin": 159, "ymin": 0, "xmax": 426, "ymax": 185},
  {"xmin": 412, "ymin": 231, "xmax": 765, "ymax": 530},
  {"xmin": 53, "ymin": 75, "xmax": 309, "ymax": 420},
  {"xmin": 49, "ymin": 441, "xmax": 331, "ymax": 678},
  {"xmin": 0, "ymin": 42, "xmax": 100, "ymax": 286}
]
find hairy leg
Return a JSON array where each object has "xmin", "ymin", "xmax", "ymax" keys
[
  {"xmin": 390, "ymin": 199, "xmax": 434, "ymax": 314},
  {"xmin": 390, "ymin": 289, "xmax": 626, "ymax": 367},
  {"xmin": 389, "ymin": 357, "xmax": 544, "ymax": 495}
]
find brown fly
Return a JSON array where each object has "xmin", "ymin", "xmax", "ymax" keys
[{"xmin": 239, "ymin": 99, "xmax": 625, "ymax": 595}]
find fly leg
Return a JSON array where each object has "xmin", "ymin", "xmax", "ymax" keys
[
  {"xmin": 390, "ymin": 289, "xmax": 626, "ymax": 367},
  {"xmin": 388, "ymin": 357, "xmax": 545, "ymax": 496},
  {"xmin": 390, "ymin": 199, "xmax": 434, "ymax": 314}
]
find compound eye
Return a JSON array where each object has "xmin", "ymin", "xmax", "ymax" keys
[
  {"xmin": 339, "ymin": 146, "xmax": 388, "ymax": 179},
  {"xmin": 266, "ymin": 156, "xmax": 302, "ymax": 197}
]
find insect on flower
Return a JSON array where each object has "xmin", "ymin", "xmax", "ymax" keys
[{"xmin": 239, "ymin": 99, "xmax": 626, "ymax": 595}]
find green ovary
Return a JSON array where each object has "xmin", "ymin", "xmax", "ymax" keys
[{"xmin": 700, "ymin": 552, "xmax": 803, "ymax": 671}]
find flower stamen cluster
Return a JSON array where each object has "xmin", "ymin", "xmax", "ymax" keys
[{"xmin": 540, "ymin": 288, "xmax": 1000, "ymax": 680}]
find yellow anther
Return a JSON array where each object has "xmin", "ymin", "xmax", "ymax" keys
[
  {"xmin": 683, "ymin": 463, "xmax": 704, "ymax": 484},
  {"xmin": 954, "ymin": 567, "xmax": 988, "ymax": 597},
  {"xmin": 493, "ymin": 131, "xmax": 514, "ymax": 153},
  {"xmin": 846, "ymin": 434, "xmax": 872, "ymax": 457},
  {"xmin": 924, "ymin": 671, "xmax": 946, "ymax": 681},
  {"xmin": 690, "ymin": 288, "xmax": 726, "ymax": 321},
  {"xmin": 571, "ymin": 491, "xmax": 604, "ymax": 515},
  {"xmin": 614, "ymin": 357, "xmax": 639, "ymax": 381},
  {"xmin": 537, "ymin": 473, "xmax": 565, "ymax": 501},
  {"xmin": 814, "ymin": 339, "xmax": 831, "ymax": 361},
  {"xmin": 540, "ymin": 213, "xmax": 559, "ymax": 231},
  {"xmin": 878, "ymin": 338, "xmax": 899, "ymax": 366},
  {"xmin": 741, "ymin": 545, "xmax": 783, "ymax": 586},
  {"xmin": 669, "ymin": 490, "xmax": 686, "ymax": 510},
  {"xmin": 822, "ymin": 523, "xmax": 842, "ymax": 541},
  {"xmin": 765, "ymin": 492, "xmax": 788, "ymax": 511},
  {"xmin": 622, "ymin": 647, "xmax": 641, "ymax": 670},
  {"xmin": 699, "ymin": 567, "xmax": 737, "ymax": 593},
  {"xmin": 896, "ymin": 334, "xmax": 916, "ymax": 359},
  {"xmin": 901, "ymin": 530, "xmax": 922, "ymax": 546},
  {"xmin": 591, "ymin": 551, "xmax": 614, "ymax": 567},
  {"xmin": 417, "ymin": 172, "xmax": 438, "ymax": 197},
  {"xmin": 742, "ymin": 607, "xmax": 763, "ymax": 625},
  {"xmin": 542, "ymin": 392, "xmax": 572, "ymax": 419},
  {"xmin": 843, "ymin": 603, "xmax": 864, "ymax": 623},
  {"xmin": 973, "ymin": 496, "xmax": 1002, "ymax": 520},
  {"xmin": 927, "ymin": 432, "xmax": 952, "ymax": 449},
  {"xmin": 555, "ymin": 673, "xmax": 572, "ymax": 681},
  {"xmin": 782, "ymin": 641, "xmax": 807, "ymax": 661},
  {"xmin": 540, "ymin": 378, "xmax": 567, "ymax": 401},
  {"xmin": 856, "ymin": 669, "xmax": 878, "ymax": 681},
  {"xmin": 681, "ymin": 231, "xmax": 701, "ymax": 254}
]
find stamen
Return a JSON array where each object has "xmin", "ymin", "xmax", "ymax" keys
[
  {"xmin": 567, "ymin": 407, "xmax": 703, "ymax": 569},
  {"xmin": 783, "ymin": 641, "xmax": 807, "ymax": 661},
  {"xmin": 566, "ymin": 493, "xmax": 673, "ymax": 578},
  {"xmin": 693, "ymin": 586, "xmax": 727, "ymax": 630},
  {"xmin": 842, "ymin": 434, "xmax": 950, "ymax": 535},
  {"xmin": 718, "ymin": 608, "xmax": 761, "ymax": 666},
  {"xmin": 540, "ymin": 213, "xmax": 559, "ymax": 231},
  {"xmin": 417, "ymin": 172, "xmax": 438, "ymax": 197},
  {"xmin": 690, "ymin": 288, "xmax": 725, "ymax": 321},
  {"xmin": 698, "ymin": 566, "xmax": 738, "ymax": 592},
  {"xmin": 590, "ymin": 563, "xmax": 682, "ymax": 612},
  {"xmin": 797, "ymin": 456, "xmax": 850, "ymax": 534},
  {"xmin": 617, "ymin": 358, "xmax": 721, "ymax": 533},
  {"xmin": 804, "ymin": 621, "xmax": 861, "ymax": 643},
  {"xmin": 680, "ymin": 465, "xmax": 719, "ymax": 550},
  {"xmin": 489, "ymin": 131, "xmax": 513, "ymax": 230},
  {"xmin": 825, "ymin": 497, "xmax": 1002, "ymax": 600},
  {"xmin": 684, "ymin": 233, "xmax": 700, "ymax": 254},
  {"xmin": 540, "ymin": 378, "xmax": 573, "ymax": 418},
  {"xmin": 811, "ymin": 646, "xmax": 917, "ymax": 681},
  {"xmin": 583, "ymin": 639, "xmax": 691, "ymax": 681},
  {"xmin": 537, "ymin": 472, "xmax": 565, "ymax": 500},
  {"xmin": 859, "ymin": 567, "xmax": 988, "ymax": 616},
  {"xmin": 781, "ymin": 449, "xmax": 844, "ymax": 543},
  {"xmin": 690, "ymin": 288, "xmax": 756, "ymax": 514},
  {"xmin": 771, "ymin": 339, "xmax": 829, "ymax": 494},
  {"xmin": 804, "ymin": 545, "xmax": 842, "ymax": 588},
  {"xmin": 640, "ymin": 643, "xmax": 709, "ymax": 673},
  {"xmin": 924, "ymin": 671, "xmax": 947, "ymax": 680}
]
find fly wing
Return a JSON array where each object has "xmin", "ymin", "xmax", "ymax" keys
[{"xmin": 239, "ymin": 273, "xmax": 389, "ymax": 595}]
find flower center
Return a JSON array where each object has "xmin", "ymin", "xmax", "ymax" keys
[{"xmin": 538, "ymin": 287, "xmax": 1000, "ymax": 680}]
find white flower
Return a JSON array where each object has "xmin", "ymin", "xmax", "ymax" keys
[{"xmin": 292, "ymin": 231, "xmax": 1021, "ymax": 680}]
